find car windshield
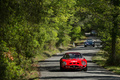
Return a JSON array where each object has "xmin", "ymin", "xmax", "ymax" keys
[
  {"xmin": 87, "ymin": 39, "xmax": 93, "ymax": 42},
  {"xmin": 63, "ymin": 53, "xmax": 82, "ymax": 59}
]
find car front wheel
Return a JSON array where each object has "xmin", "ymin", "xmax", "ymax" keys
[
  {"xmin": 84, "ymin": 45, "xmax": 87, "ymax": 47},
  {"xmin": 60, "ymin": 66, "xmax": 64, "ymax": 71},
  {"xmin": 83, "ymin": 66, "xmax": 87, "ymax": 71}
]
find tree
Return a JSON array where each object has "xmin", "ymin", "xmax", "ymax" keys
[
  {"xmin": 108, "ymin": 0, "xmax": 120, "ymax": 65},
  {"xmin": 76, "ymin": 0, "xmax": 120, "ymax": 65},
  {"xmin": 0, "ymin": 0, "xmax": 81, "ymax": 79}
]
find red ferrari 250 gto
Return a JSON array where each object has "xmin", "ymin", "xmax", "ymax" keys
[{"xmin": 60, "ymin": 52, "xmax": 87, "ymax": 71}]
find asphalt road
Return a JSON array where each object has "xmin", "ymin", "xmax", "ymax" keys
[{"xmin": 39, "ymin": 37, "xmax": 120, "ymax": 80}]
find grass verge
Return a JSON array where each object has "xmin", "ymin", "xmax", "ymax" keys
[
  {"xmin": 74, "ymin": 36, "xmax": 87, "ymax": 46},
  {"xmin": 92, "ymin": 50, "xmax": 120, "ymax": 74},
  {"xmin": 27, "ymin": 49, "xmax": 60, "ymax": 80}
]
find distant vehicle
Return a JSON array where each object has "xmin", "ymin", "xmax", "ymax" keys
[
  {"xmin": 84, "ymin": 39, "xmax": 95, "ymax": 47},
  {"xmin": 85, "ymin": 33, "xmax": 91, "ymax": 37},
  {"xmin": 60, "ymin": 52, "xmax": 87, "ymax": 71},
  {"xmin": 91, "ymin": 30, "xmax": 97, "ymax": 36}
]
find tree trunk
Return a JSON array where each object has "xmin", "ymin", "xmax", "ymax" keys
[{"xmin": 108, "ymin": 0, "xmax": 119, "ymax": 64}]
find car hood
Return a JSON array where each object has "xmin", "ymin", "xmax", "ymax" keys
[{"xmin": 62, "ymin": 58, "xmax": 83, "ymax": 62}]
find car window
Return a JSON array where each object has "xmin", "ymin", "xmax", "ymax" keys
[
  {"xmin": 87, "ymin": 39, "xmax": 93, "ymax": 42},
  {"xmin": 63, "ymin": 53, "xmax": 82, "ymax": 59}
]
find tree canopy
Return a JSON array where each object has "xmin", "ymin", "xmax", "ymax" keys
[{"xmin": 0, "ymin": 0, "xmax": 120, "ymax": 79}]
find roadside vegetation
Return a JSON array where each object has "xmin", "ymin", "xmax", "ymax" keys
[
  {"xmin": 0, "ymin": 0, "xmax": 86, "ymax": 79},
  {"xmin": 0, "ymin": 0, "xmax": 120, "ymax": 80},
  {"xmin": 92, "ymin": 50, "xmax": 120, "ymax": 74}
]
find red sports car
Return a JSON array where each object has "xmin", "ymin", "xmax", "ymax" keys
[{"xmin": 60, "ymin": 52, "xmax": 87, "ymax": 71}]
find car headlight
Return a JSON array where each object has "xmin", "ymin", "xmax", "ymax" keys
[
  {"xmin": 82, "ymin": 61, "xmax": 86, "ymax": 65},
  {"xmin": 62, "ymin": 62, "xmax": 67, "ymax": 66}
]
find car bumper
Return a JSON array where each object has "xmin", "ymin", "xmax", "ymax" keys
[
  {"xmin": 84, "ymin": 44, "xmax": 94, "ymax": 46},
  {"xmin": 61, "ymin": 65, "xmax": 87, "ymax": 69}
]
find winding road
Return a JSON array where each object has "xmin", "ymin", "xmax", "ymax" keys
[{"xmin": 39, "ymin": 37, "xmax": 120, "ymax": 80}]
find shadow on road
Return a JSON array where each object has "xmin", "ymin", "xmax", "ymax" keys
[
  {"xmin": 37, "ymin": 38, "xmax": 120, "ymax": 80},
  {"xmin": 38, "ymin": 60, "xmax": 60, "ymax": 63},
  {"xmin": 39, "ymin": 76, "xmax": 120, "ymax": 80},
  {"xmin": 38, "ymin": 56, "xmax": 120, "ymax": 80},
  {"xmin": 68, "ymin": 46, "xmax": 101, "ymax": 50},
  {"xmin": 31, "ymin": 75, "xmax": 120, "ymax": 80},
  {"xmin": 82, "ymin": 52, "xmax": 96, "ymax": 56}
]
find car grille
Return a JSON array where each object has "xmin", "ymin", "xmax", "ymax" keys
[
  {"xmin": 70, "ymin": 65, "xmax": 79, "ymax": 68},
  {"xmin": 69, "ymin": 62, "xmax": 80, "ymax": 64}
]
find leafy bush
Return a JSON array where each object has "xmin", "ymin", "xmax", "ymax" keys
[{"xmin": 0, "ymin": 41, "xmax": 23, "ymax": 80}]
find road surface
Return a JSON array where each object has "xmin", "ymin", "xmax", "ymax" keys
[{"xmin": 39, "ymin": 37, "xmax": 120, "ymax": 80}]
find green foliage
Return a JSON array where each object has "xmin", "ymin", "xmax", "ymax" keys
[
  {"xmin": 0, "ymin": 0, "xmax": 84, "ymax": 79},
  {"xmin": 115, "ymin": 38, "xmax": 120, "ymax": 65},
  {"xmin": 70, "ymin": 26, "xmax": 81, "ymax": 41},
  {"xmin": 0, "ymin": 41, "xmax": 23, "ymax": 80},
  {"xmin": 81, "ymin": 0, "xmax": 120, "ymax": 65},
  {"xmin": 2, "ymin": 0, "xmax": 120, "ymax": 79}
]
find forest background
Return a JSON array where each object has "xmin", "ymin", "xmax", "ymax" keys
[{"xmin": 0, "ymin": 0, "xmax": 120, "ymax": 79}]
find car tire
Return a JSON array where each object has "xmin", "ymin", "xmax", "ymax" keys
[
  {"xmin": 83, "ymin": 66, "xmax": 87, "ymax": 71},
  {"xmin": 60, "ymin": 66, "xmax": 64, "ymax": 71}
]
